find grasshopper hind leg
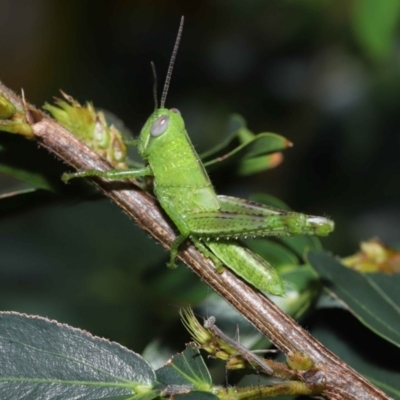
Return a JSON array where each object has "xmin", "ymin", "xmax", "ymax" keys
[
  {"xmin": 168, "ymin": 234, "xmax": 224, "ymax": 272},
  {"xmin": 190, "ymin": 237, "xmax": 224, "ymax": 273}
]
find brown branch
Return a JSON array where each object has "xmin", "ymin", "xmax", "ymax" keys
[{"xmin": 0, "ymin": 82, "xmax": 392, "ymax": 400}]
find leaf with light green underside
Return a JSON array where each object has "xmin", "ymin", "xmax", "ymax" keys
[
  {"xmin": 274, "ymin": 264, "xmax": 321, "ymax": 320},
  {"xmin": 0, "ymin": 188, "xmax": 51, "ymax": 216},
  {"xmin": 308, "ymin": 251, "xmax": 400, "ymax": 348},
  {"xmin": 0, "ymin": 135, "xmax": 63, "ymax": 192},
  {"xmin": 0, "ymin": 163, "xmax": 53, "ymax": 191},
  {"xmin": 0, "ymin": 93, "xmax": 33, "ymax": 137},
  {"xmin": 91, "ymin": 395, "xmax": 158, "ymax": 400},
  {"xmin": 246, "ymin": 239, "xmax": 299, "ymax": 269},
  {"xmin": 169, "ymin": 393, "xmax": 219, "ymax": 400},
  {"xmin": 0, "ymin": 187, "xmax": 37, "ymax": 199},
  {"xmin": 309, "ymin": 305, "xmax": 400, "ymax": 400},
  {"xmin": 0, "ymin": 93, "xmax": 16, "ymax": 119},
  {"xmin": 280, "ymin": 235, "xmax": 322, "ymax": 258},
  {"xmin": 142, "ymin": 261, "xmax": 208, "ymax": 304},
  {"xmin": 156, "ymin": 343, "xmax": 213, "ymax": 395},
  {"xmin": 249, "ymin": 193, "xmax": 291, "ymax": 210},
  {"xmin": 201, "ymin": 114, "xmax": 291, "ymax": 175},
  {"xmin": 0, "ymin": 312, "xmax": 158, "ymax": 400},
  {"xmin": 352, "ymin": 0, "xmax": 400, "ymax": 62},
  {"xmin": 247, "ymin": 237, "xmax": 319, "ymax": 318}
]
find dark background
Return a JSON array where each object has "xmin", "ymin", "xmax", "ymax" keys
[{"xmin": 0, "ymin": 0, "xmax": 399, "ymax": 375}]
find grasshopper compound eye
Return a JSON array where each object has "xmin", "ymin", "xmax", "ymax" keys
[
  {"xmin": 170, "ymin": 108, "xmax": 181, "ymax": 115},
  {"xmin": 150, "ymin": 115, "xmax": 169, "ymax": 137}
]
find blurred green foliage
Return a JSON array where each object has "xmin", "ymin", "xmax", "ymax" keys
[{"xmin": 352, "ymin": 0, "xmax": 400, "ymax": 62}]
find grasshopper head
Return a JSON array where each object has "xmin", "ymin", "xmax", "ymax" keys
[{"xmin": 138, "ymin": 107, "xmax": 185, "ymax": 159}]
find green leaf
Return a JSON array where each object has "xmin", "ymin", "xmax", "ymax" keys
[
  {"xmin": 0, "ymin": 134, "xmax": 63, "ymax": 192},
  {"xmin": 246, "ymin": 239, "xmax": 299, "ymax": 269},
  {"xmin": 156, "ymin": 343, "xmax": 212, "ymax": 392},
  {"xmin": 273, "ymin": 264, "xmax": 321, "ymax": 320},
  {"xmin": 249, "ymin": 193, "xmax": 291, "ymax": 210},
  {"xmin": 0, "ymin": 163, "xmax": 53, "ymax": 191},
  {"xmin": 280, "ymin": 235, "xmax": 322, "ymax": 258},
  {"xmin": 0, "ymin": 93, "xmax": 16, "ymax": 118},
  {"xmin": 308, "ymin": 251, "xmax": 400, "ymax": 348},
  {"xmin": 0, "ymin": 93, "xmax": 33, "ymax": 137},
  {"xmin": 309, "ymin": 308, "xmax": 400, "ymax": 400},
  {"xmin": 0, "ymin": 187, "xmax": 37, "ymax": 199},
  {"xmin": 91, "ymin": 395, "xmax": 158, "ymax": 400},
  {"xmin": 200, "ymin": 114, "xmax": 246, "ymax": 162},
  {"xmin": 142, "ymin": 260, "xmax": 208, "ymax": 304},
  {"xmin": 0, "ymin": 188, "xmax": 52, "ymax": 216},
  {"xmin": 0, "ymin": 312, "xmax": 157, "ymax": 399},
  {"xmin": 237, "ymin": 153, "xmax": 284, "ymax": 176},
  {"xmin": 201, "ymin": 114, "xmax": 291, "ymax": 175},
  {"xmin": 91, "ymin": 393, "xmax": 161, "ymax": 400},
  {"xmin": 352, "ymin": 0, "xmax": 400, "ymax": 62},
  {"xmin": 170, "ymin": 392, "xmax": 219, "ymax": 400}
]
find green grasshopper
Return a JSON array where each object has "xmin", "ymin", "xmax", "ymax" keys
[{"xmin": 62, "ymin": 17, "xmax": 334, "ymax": 295}]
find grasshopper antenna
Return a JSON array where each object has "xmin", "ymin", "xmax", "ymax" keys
[
  {"xmin": 150, "ymin": 61, "xmax": 158, "ymax": 113},
  {"xmin": 160, "ymin": 16, "xmax": 184, "ymax": 108}
]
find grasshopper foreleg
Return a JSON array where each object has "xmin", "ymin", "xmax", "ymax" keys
[{"xmin": 62, "ymin": 166, "xmax": 153, "ymax": 183}]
